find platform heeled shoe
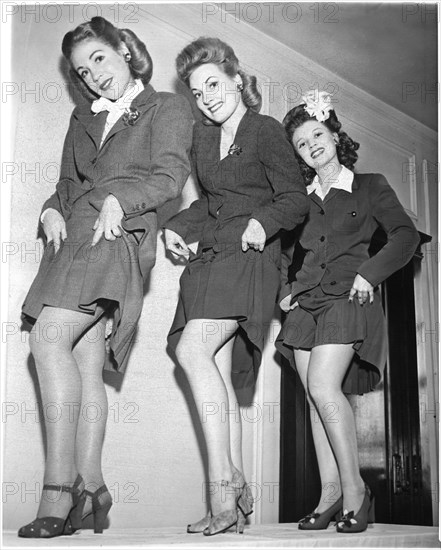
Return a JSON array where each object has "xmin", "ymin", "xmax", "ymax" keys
[
  {"xmin": 336, "ymin": 484, "xmax": 375, "ymax": 534},
  {"xmin": 298, "ymin": 495, "xmax": 343, "ymax": 530},
  {"xmin": 203, "ymin": 472, "xmax": 251, "ymax": 536},
  {"xmin": 18, "ymin": 475, "xmax": 84, "ymax": 538}
]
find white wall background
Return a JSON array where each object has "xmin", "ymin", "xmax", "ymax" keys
[{"xmin": 3, "ymin": 2, "xmax": 438, "ymax": 530}]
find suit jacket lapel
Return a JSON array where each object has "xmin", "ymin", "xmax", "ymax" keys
[
  {"xmin": 323, "ymin": 188, "xmax": 342, "ymax": 204},
  {"xmin": 100, "ymin": 84, "xmax": 158, "ymax": 148},
  {"xmin": 73, "ymin": 84, "xmax": 158, "ymax": 151},
  {"xmin": 74, "ymin": 110, "xmax": 107, "ymax": 151}
]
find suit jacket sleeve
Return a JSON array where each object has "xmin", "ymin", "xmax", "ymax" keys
[
  {"xmin": 163, "ymin": 135, "xmax": 209, "ymax": 242},
  {"xmin": 40, "ymin": 112, "xmax": 81, "ymax": 220},
  {"xmin": 251, "ymin": 117, "xmax": 309, "ymax": 239},
  {"xmin": 89, "ymin": 94, "xmax": 193, "ymax": 217},
  {"xmin": 357, "ymin": 174, "xmax": 420, "ymax": 286},
  {"xmin": 278, "ymin": 240, "xmax": 295, "ymax": 303},
  {"xmin": 164, "ymin": 190, "xmax": 209, "ymax": 242}
]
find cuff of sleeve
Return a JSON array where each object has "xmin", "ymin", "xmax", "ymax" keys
[{"xmin": 163, "ymin": 217, "xmax": 188, "ymax": 241}]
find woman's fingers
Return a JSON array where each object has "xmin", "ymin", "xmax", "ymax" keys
[
  {"xmin": 91, "ymin": 223, "xmax": 103, "ymax": 246},
  {"xmin": 348, "ymin": 287, "xmax": 357, "ymax": 302},
  {"xmin": 168, "ymin": 241, "xmax": 190, "ymax": 258},
  {"xmin": 164, "ymin": 229, "xmax": 190, "ymax": 258},
  {"xmin": 241, "ymin": 218, "xmax": 266, "ymax": 252},
  {"xmin": 61, "ymin": 224, "xmax": 67, "ymax": 241},
  {"xmin": 349, "ymin": 288, "xmax": 374, "ymax": 305}
]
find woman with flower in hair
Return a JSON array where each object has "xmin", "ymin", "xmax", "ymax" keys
[
  {"xmin": 276, "ymin": 91, "xmax": 419, "ymax": 533},
  {"xmin": 19, "ymin": 16, "xmax": 192, "ymax": 538},
  {"xmin": 164, "ymin": 37, "xmax": 308, "ymax": 535}
]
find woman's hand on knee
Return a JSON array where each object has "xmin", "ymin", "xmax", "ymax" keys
[
  {"xmin": 164, "ymin": 228, "xmax": 190, "ymax": 259},
  {"xmin": 241, "ymin": 218, "xmax": 266, "ymax": 252},
  {"xmin": 92, "ymin": 194, "xmax": 124, "ymax": 246},
  {"xmin": 349, "ymin": 274, "xmax": 374, "ymax": 305},
  {"xmin": 42, "ymin": 209, "xmax": 67, "ymax": 253}
]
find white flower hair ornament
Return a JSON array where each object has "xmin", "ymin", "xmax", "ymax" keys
[{"xmin": 302, "ymin": 90, "xmax": 333, "ymax": 122}]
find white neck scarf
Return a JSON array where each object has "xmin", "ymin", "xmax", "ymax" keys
[{"xmin": 91, "ymin": 78, "xmax": 144, "ymax": 125}]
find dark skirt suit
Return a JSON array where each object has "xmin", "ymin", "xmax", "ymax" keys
[
  {"xmin": 164, "ymin": 109, "xmax": 309, "ymax": 379},
  {"xmin": 276, "ymin": 172, "xmax": 420, "ymax": 394},
  {"xmin": 22, "ymin": 85, "xmax": 193, "ymax": 372}
]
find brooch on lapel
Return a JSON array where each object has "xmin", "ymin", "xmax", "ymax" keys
[
  {"xmin": 228, "ymin": 144, "xmax": 243, "ymax": 156},
  {"xmin": 122, "ymin": 106, "xmax": 140, "ymax": 126}
]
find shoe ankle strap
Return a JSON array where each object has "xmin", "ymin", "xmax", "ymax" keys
[
  {"xmin": 84, "ymin": 484, "xmax": 109, "ymax": 504},
  {"xmin": 43, "ymin": 482, "xmax": 77, "ymax": 494}
]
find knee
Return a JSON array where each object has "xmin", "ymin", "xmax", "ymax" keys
[
  {"xmin": 175, "ymin": 339, "xmax": 210, "ymax": 373},
  {"xmin": 29, "ymin": 329, "xmax": 68, "ymax": 369},
  {"xmin": 175, "ymin": 339, "xmax": 193, "ymax": 370},
  {"xmin": 307, "ymin": 377, "xmax": 330, "ymax": 407}
]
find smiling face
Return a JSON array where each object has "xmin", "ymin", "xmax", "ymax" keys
[
  {"xmin": 189, "ymin": 63, "xmax": 243, "ymax": 124},
  {"xmin": 70, "ymin": 39, "xmax": 134, "ymax": 101},
  {"xmin": 292, "ymin": 119, "xmax": 339, "ymax": 171}
]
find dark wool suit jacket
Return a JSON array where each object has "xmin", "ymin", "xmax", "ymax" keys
[
  {"xmin": 280, "ymin": 173, "xmax": 420, "ymax": 302},
  {"xmin": 42, "ymin": 84, "xmax": 193, "ymax": 370},
  {"xmin": 165, "ymin": 108, "xmax": 309, "ymax": 268}
]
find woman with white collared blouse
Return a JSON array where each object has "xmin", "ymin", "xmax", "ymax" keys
[{"xmin": 277, "ymin": 92, "xmax": 420, "ymax": 534}]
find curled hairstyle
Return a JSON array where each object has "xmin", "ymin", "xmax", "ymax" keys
[
  {"xmin": 283, "ymin": 105, "xmax": 360, "ymax": 185},
  {"xmin": 176, "ymin": 37, "xmax": 261, "ymax": 122},
  {"xmin": 62, "ymin": 16, "xmax": 153, "ymax": 102}
]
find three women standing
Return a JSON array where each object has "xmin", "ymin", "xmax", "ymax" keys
[
  {"xmin": 18, "ymin": 13, "xmax": 420, "ymax": 538},
  {"xmin": 19, "ymin": 17, "xmax": 192, "ymax": 537}
]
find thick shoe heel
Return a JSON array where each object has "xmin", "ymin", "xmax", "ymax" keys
[
  {"xmin": 93, "ymin": 502, "xmax": 112, "ymax": 534},
  {"xmin": 236, "ymin": 510, "xmax": 246, "ymax": 534},
  {"xmin": 368, "ymin": 496, "xmax": 375, "ymax": 524}
]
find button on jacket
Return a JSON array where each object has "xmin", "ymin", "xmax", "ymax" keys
[
  {"xmin": 165, "ymin": 108, "xmax": 309, "ymax": 267},
  {"xmin": 280, "ymin": 172, "xmax": 420, "ymax": 301}
]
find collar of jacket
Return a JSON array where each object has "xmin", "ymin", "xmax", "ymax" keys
[
  {"xmin": 73, "ymin": 83, "xmax": 158, "ymax": 149},
  {"xmin": 308, "ymin": 171, "xmax": 361, "ymax": 206}
]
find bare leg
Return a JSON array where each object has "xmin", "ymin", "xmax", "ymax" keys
[
  {"xmin": 294, "ymin": 349, "xmax": 341, "ymax": 513},
  {"xmin": 29, "ymin": 305, "xmax": 107, "ymax": 519},
  {"xmin": 306, "ymin": 344, "xmax": 365, "ymax": 514},
  {"xmin": 176, "ymin": 318, "xmax": 240, "ymax": 516}
]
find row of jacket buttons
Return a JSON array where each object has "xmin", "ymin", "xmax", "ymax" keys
[{"xmin": 131, "ymin": 202, "xmax": 146, "ymax": 212}]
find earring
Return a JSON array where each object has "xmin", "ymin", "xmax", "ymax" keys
[
  {"xmin": 124, "ymin": 52, "xmax": 132, "ymax": 63},
  {"xmin": 237, "ymin": 83, "xmax": 243, "ymax": 92}
]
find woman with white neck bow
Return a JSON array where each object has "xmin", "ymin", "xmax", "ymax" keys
[{"xmin": 19, "ymin": 16, "xmax": 192, "ymax": 538}]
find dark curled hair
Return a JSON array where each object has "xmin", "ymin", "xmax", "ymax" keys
[
  {"xmin": 176, "ymin": 37, "xmax": 261, "ymax": 123},
  {"xmin": 62, "ymin": 16, "xmax": 153, "ymax": 102},
  {"xmin": 283, "ymin": 105, "xmax": 360, "ymax": 185}
]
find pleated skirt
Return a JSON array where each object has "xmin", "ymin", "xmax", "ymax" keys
[
  {"xmin": 167, "ymin": 244, "xmax": 280, "ymax": 383},
  {"xmin": 22, "ymin": 194, "xmax": 142, "ymax": 371},
  {"xmin": 275, "ymin": 285, "xmax": 387, "ymax": 394}
]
